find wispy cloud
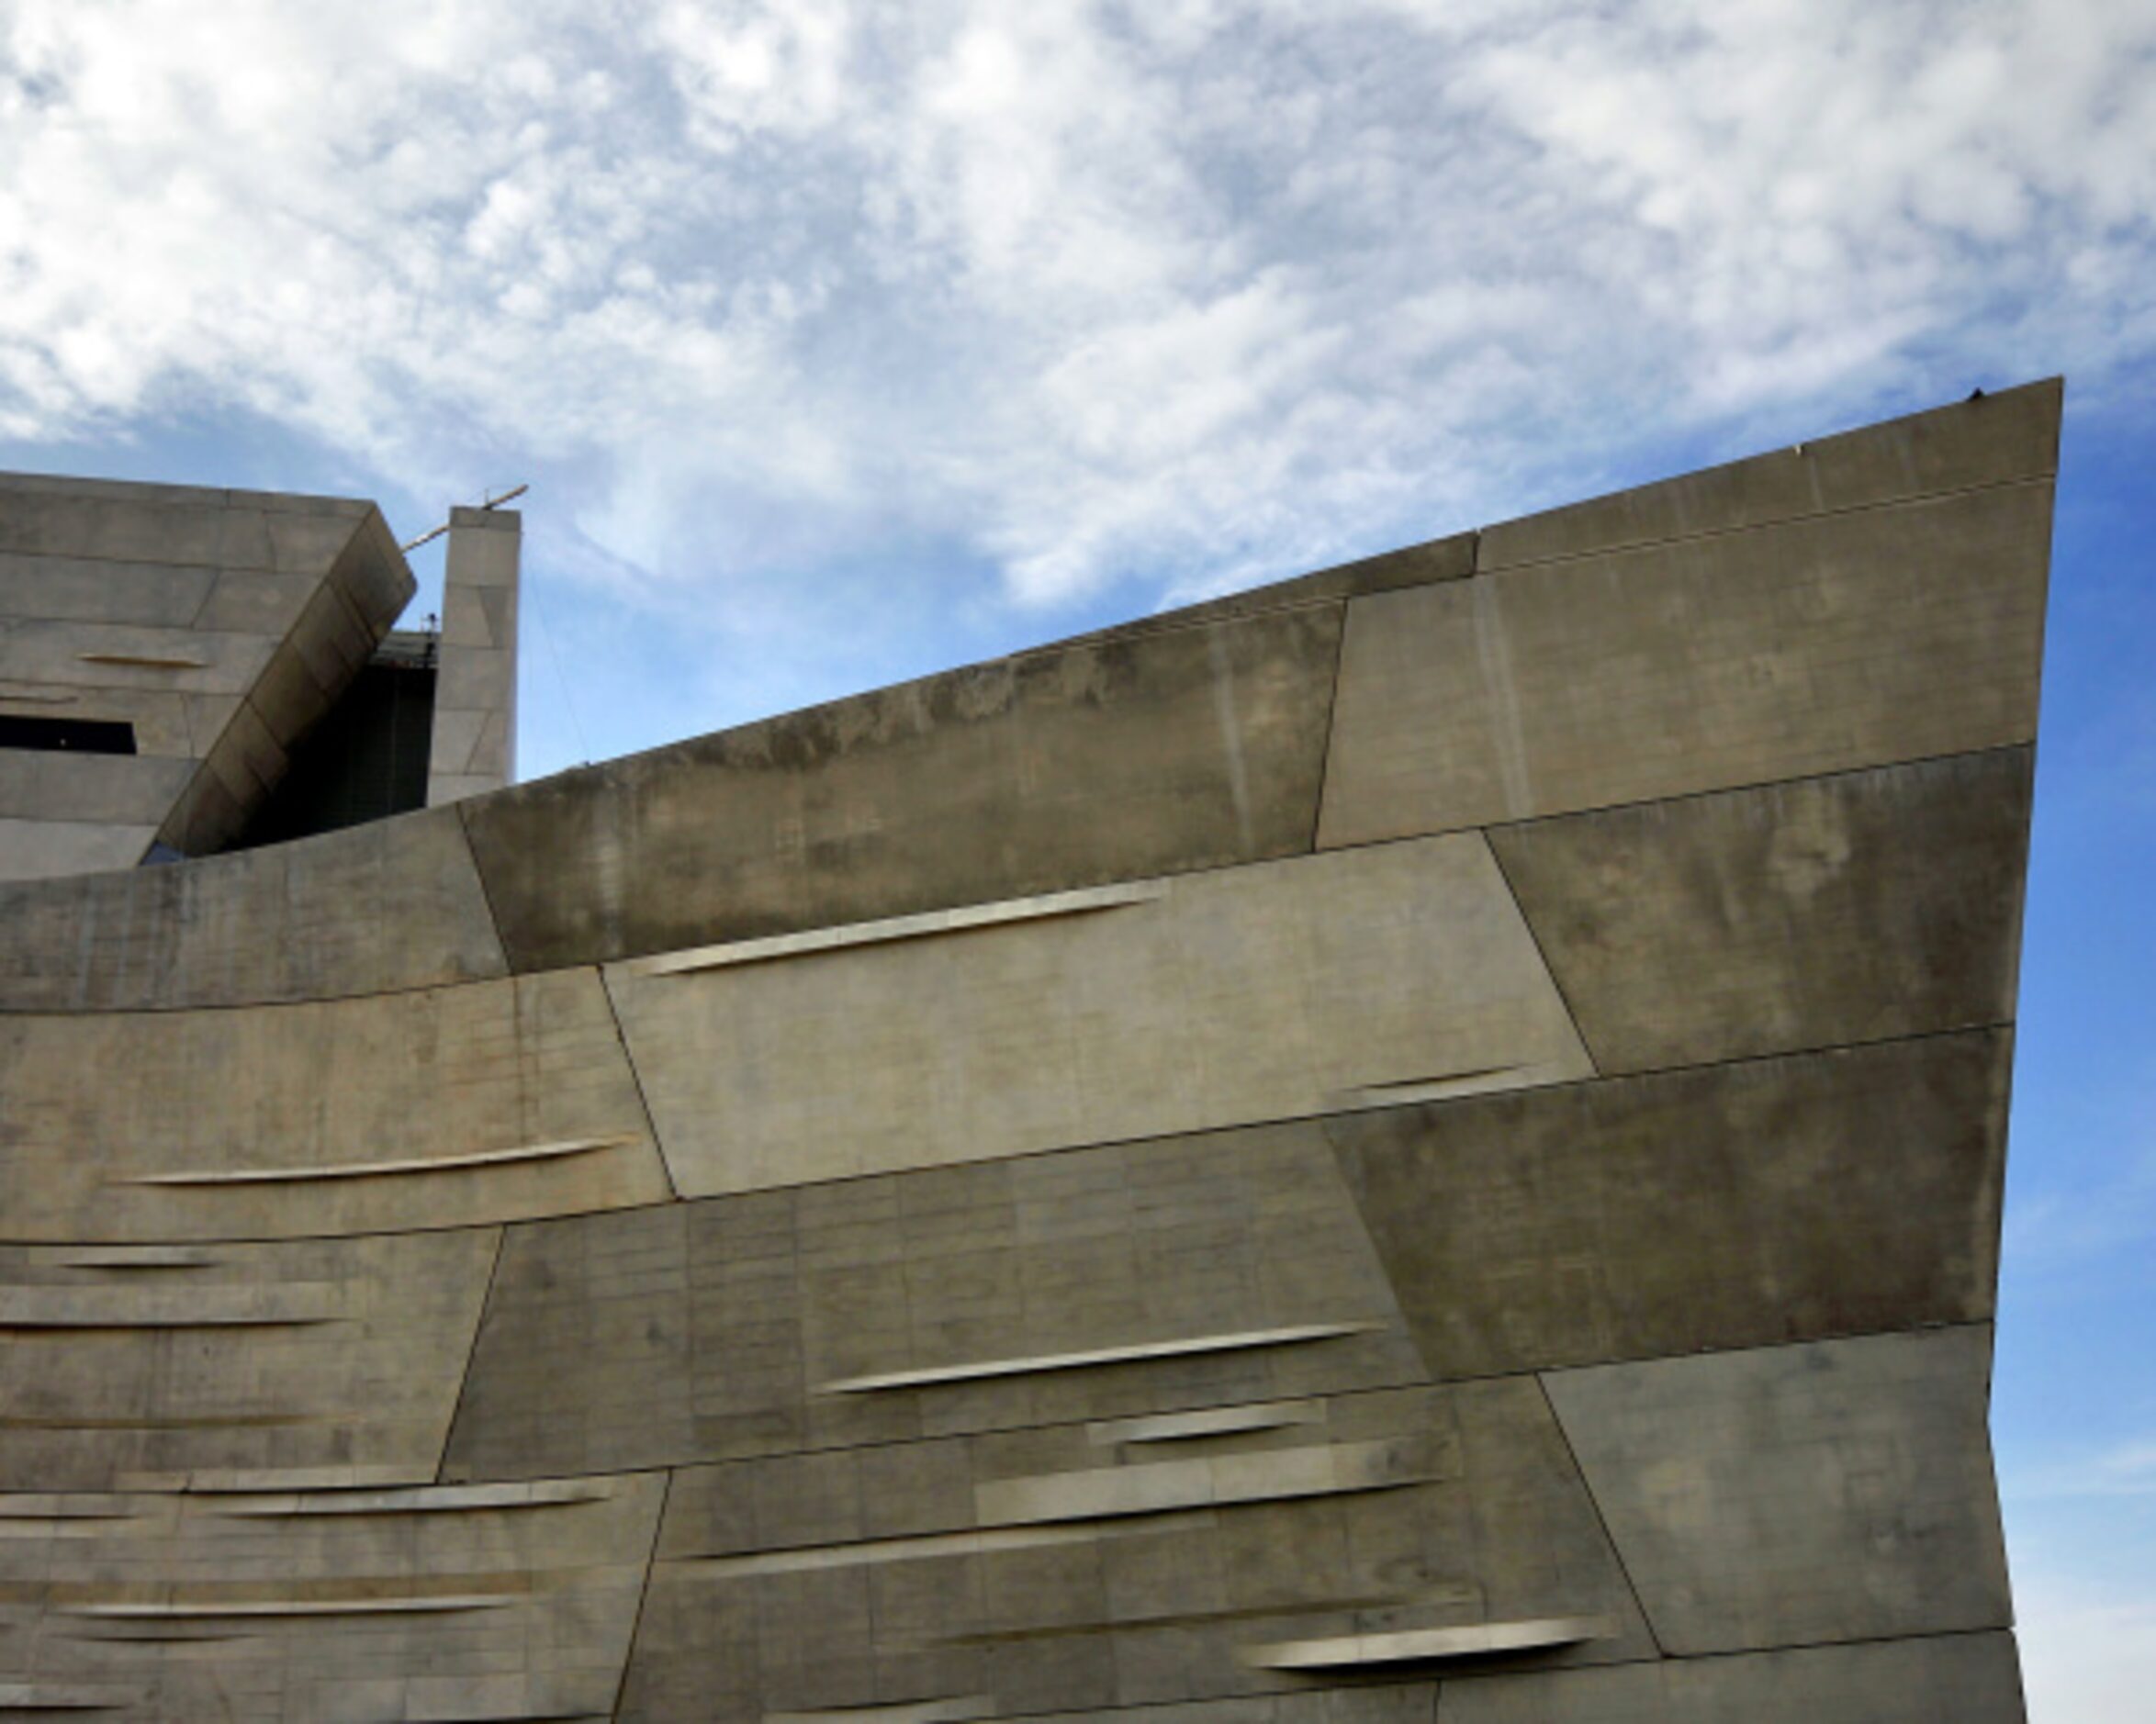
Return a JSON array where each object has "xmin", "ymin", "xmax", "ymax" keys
[{"xmin": 4, "ymin": 0, "xmax": 2154, "ymax": 628}]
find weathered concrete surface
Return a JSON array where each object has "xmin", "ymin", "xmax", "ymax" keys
[
  {"xmin": 0, "ymin": 804, "xmax": 506, "ymax": 1012},
  {"xmin": 1071, "ymin": 531, "xmax": 1477, "ymax": 644},
  {"xmin": 1331, "ymin": 1031, "xmax": 2010, "ymax": 1378},
  {"xmin": 1319, "ymin": 482, "xmax": 2049, "ymax": 846},
  {"xmin": 1478, "ymin": 377, "xmax": 2060, "ymax": 570},
  {"xmin": 1489, "ymin": 748, "xmax": 2032, "ymax": 1072},
  {"xmin": 444, "ymin": 1120, "xmax": 1425, "ymax": 1480},
  {"xmin": 0, "ymin": 1469, "xmax": 663, "ymax": 1722},
  {"xmin": 1544, "ymin": 1326, "xmax": 2012, "ymax": 1654},
  {"xmin": 1436, "ymin": 1633, "xmax": 2025, "ymax": 1723},
  {"xmin": 461, "ymin": 603, "xmax": 1345, "ymax": 969},
  {"xmin": 617, "ymin": 1379, "xmax": 1651, "ymax": 1721},
  {"xmin": 0, "ymin": 1229, "xmax": 496, "ymax": 1491},
  {"xmin": 605, "ymin": 835, "xmax": 1589, "ymax": 1199},
  {"xmin": 0, "ymin": 969, "xmax": 668, "ymax": 1240}
]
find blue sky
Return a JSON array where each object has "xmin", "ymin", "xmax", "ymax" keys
[{"xmin": 3, "ymin": 3, "xmax": 2151, "ymax": 1714}]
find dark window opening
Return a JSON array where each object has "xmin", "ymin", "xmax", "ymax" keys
[{"xmin": 0, "ymin": 714, "xmax": 139, "ymax": 755}]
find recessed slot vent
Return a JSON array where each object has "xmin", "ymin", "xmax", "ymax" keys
[{"xmin": 0, "ymin": 714, "xmax": 137, "ymax": 755}]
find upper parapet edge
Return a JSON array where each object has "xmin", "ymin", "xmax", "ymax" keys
[{"xmin": 1478, "ymin": 376, "xmax": 2062, "ymax": 573}]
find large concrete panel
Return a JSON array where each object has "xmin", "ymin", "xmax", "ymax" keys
[
  {"xmin": 0, "ymin": 968, "xmax": 668, "ymax": 1240},
  {"xmin": 0, "ymin": 1469, "xmax": 663, "ymax": 1722},
  {"xmin": 460, "ymin": 603, "xmax": 1345, "ymax": 969},
  {"xmin": 1331, "ymin": 1032, "xmax": 2010, "ymax": 1378},
  {"xmin": 0, "ymin": 817, "xmax": 155, "ymax": 880},
  {"xmin": 1072, "ymin": 532, "xmax": 1476, "ymax": 645},
  {"xmin": 618, "ymin": 1380, "xmax": 1651, "ymax": 1720},
  {"xmin": 606, "ymin": 836, "xmax": 1590, "ymax": 1199},
  {"xmin": 0, "ymin": 804, "xmax": 507, "ymax": 1012},
  {"xmin": 1478, "ymin": 377, "xmax": 2060, "ymax": 570},
  {"xmin": 1543, "ymin": 1327, "xmax": 2012, "ymax": 1654},
  {"xmin": 1488, "ymin": 748, "xmax": 2032, "ymax": 1073},
  {"xmin": 1437, "ymin": 1632, "xmax": 2025, "ymax": 1723},
  {"xmin": 0, "ymin": 1229, "xmax": 496, "ymax": 1491},
  {"xmin": 1319, "ymin": 482, "xmax": 2049, "ymax": 846},
  {"xmin": 444, "ymin": 1120, "xmax": 1427, "ymax": 1480}
]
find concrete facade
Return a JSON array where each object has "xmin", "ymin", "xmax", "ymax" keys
[
  {"xmin": 0, "ymin": 381, "xmax": 2057, "ymax": 1720},
  {"xmin": 0, "ymin": 475, "xmax": 414, "ymax": 879}
]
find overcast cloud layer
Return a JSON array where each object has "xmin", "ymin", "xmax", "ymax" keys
[{"xmin": 5, "ymin": 0, "xmax": 2155, "ymax": 620}]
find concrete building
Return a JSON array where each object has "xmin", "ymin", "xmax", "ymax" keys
[{"xmin": 0, "ymin": 381, "xmax": 2056, "ymax": 1720}]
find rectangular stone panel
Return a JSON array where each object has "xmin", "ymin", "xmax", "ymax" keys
[
  {"xmin": 0, "ymin": 1469, "xmax": 663, "ymax": 1721},
  {"xmin": 0, "ymin": 805, "xmax": 509, "ymax": 1011},
  {"xmin": 0, "ymin": 1229, "xmax": 496, "ymax": 1491},
  {"xmin": 0, "ymin": 968, "xmax": 669, "ymax": 1240},
  {"xmin": 1330, "ymin": 1031, "xmax": 2010, "ymax": 1378},
  {"xmin": 1487, "ymin": 748, "xmax": 2032, "ymax": 1073},
  {"xmin": 443, "ymin": 1120, "xmax": 1428, "ymax": 1481},
  {"xmin": 618, "ymin": 1381, "xmax": 1652, "ymax": 1720},
  {"xmin": 460, "ymin": 603, "xmax": 1345, "ymax": 970},
  {"xmin": 1436, "ymin": 1632, "xmax": 2026, "ymax": 1723},
  {"xmin": 1477, "ymin": 377, "xmax": 2059, "ymax": 570},
  {"xmin": 1543, "ymin": 1326, "xmax": 2012, "ymax": 1654},
  {"xmin": 607, "ymin": 836, "xmax": 1591, "ymax": 1199},
  {"xmin": 1319, "ymin": 481, "xmax": 2049, "ymax": 847}
]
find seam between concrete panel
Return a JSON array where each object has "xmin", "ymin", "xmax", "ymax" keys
[
  {"xmin": 435, "ymin": 1224, "xmax": 508, "ymax": 1487},
  {"xmin": 442, "ymin": 1322, "xmax": 2004, "ymax": 1499},
  {"xmin": 0, "ymin": 1023, "xmax": 2015, "ymax": 1251},
  {"xmin": 1306, "ymin": 599, "xmax": 1353, "ymax": 853},
  {"xmin": 453, "ymin": 790, "xmax": 519, "ymax": 979},
  {"xmin": 1478, "ymin": 471, "xmax": 2055, "ymax": 577},
  {"xmin": 1536, "ymin": 1370, "xmax": 1664, "ymax": 1657},
  {"xmin": 1483, "ymin": 828, "xmax": 1600, "ymax": 1076},
  {"xmin": 599, "ymin": 966, "xmax": 681, "ymax": 1203},
  {"xmin": 610, "ymin": 1467, "xmax": 672, "ymax": 1723},
  {"xmin": 2, "ymin": 744, "xmax": 2031, "ymax": 1015}
]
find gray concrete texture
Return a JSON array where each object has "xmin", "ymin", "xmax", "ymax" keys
[{"xmin": 0, "ymin": 383, "xmax": 2059, "ymax": 1719}]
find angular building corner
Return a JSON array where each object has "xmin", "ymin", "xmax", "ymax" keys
[{"xmin": 0, "ymin": 379, "xmax": 2058, "ymax": 1721}]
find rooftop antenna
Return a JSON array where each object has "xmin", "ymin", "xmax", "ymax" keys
[{"xmin": 399, "ymin": 483, "xmax": 529, "ymax": 554}]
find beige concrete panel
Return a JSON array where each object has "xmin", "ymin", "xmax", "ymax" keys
[
  {"xmin": 1319, "ymin": 482, "xmax": 2050, "ymax": 847},
  {"xmin": 0, "ymin": 1468, "xmax": 663, "ymax": 1721},
  {"xmin": 0, "ymin": 1230, "xmax": 496, "ymax": 1491},
  {"xmin": 0, "ymin": 819, "xmax": 153, "ymax": 880},
  {"xmin": 444, "ymin": 1120, "xmax": 1427, "ymax": 1480},
  {"xmin": 619, "ymin": 1381, "xmax": 1651, "ymax": 1719},
  {"xmin": 0, "ymin": 553, "xmax": 216, "ymax": 625},
  {"xmin": 1331, "ymin": 1032, "xmax": 2012, "ymax": 1378},
  {"xmin": 1544, "ymin": 1326, "xmax": 2012, "ymax": 1654},
  {"xmin": 1435, "ymin": 1633, "xmax": 2027, "ymax": 1723},
  {"xmin": 1479, "ymin": 377, "xmax": 2060, "ymax": 570},
  {"xmin": 0, "ymin": 803, "xmax": 504, "ymax": 1009},
  {"xmin": 1489, "ymin": 748, "xmax": 2032, "ymax": 1073},
  {"xmin": 191, "ymin": 569, "xmax": 320, "ymax": 637},
  {"xmin": 0, "ymin": 750, "xmax": 195, "ymax": 825},
  {"xmin": 0, "ymin": 491, "xmax": 241, "ymax": 566},
  {"xmin": 608, "ymin": 837, "xmax": 1590, "ymax": 1199},
  {"xmin": 0, "ymin": 618, "xmax": 277, "ymax": 696},
  {"xmin": 1024, "ymin": 1693, "xmax": 1437, "ymax": 1724},
  {"xmin": 461, "ymin": 602, "xmax": 1344, "ymax": 970},
  {"xmin": 0, "ymin": 968, "xmax": 668, "ymax": 1240},
  {"xmin": 1073, "ymin": 532, "xmax": 1477, "ymax": 647}
]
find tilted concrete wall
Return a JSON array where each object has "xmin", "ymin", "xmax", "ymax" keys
[{"xmin": 0, "ymin": 381, "xmax": 2056, "ymax": 1720}]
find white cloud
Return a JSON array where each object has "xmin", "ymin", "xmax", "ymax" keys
[
  {"xmin": 2014, "ymin": 1569, "xmax": 2156, "ymax": 1723},
  {"xmin": 5, "ymin": 0, "xmax": 2152, "ymax": 627}
]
